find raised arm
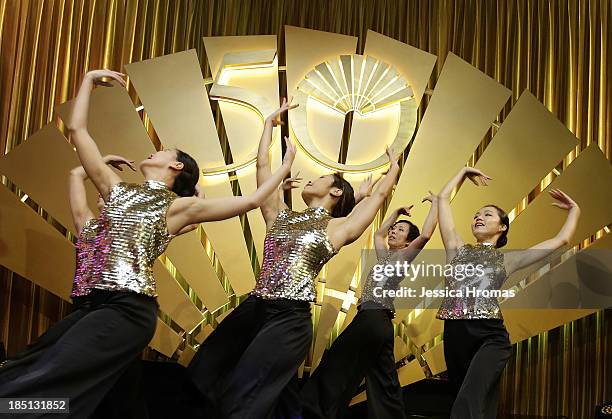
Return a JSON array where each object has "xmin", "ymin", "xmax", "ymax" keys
[
  {"xmin": 438, "ymin": 167, "xmax": 490, "ymax": 262},
  {"xmin": 257, "ymin": 98, "xmax": 298, "ymax": 227},
  {"xmin": 373, "ymin": 205, "xmax": 412, "ymax": 259},
  {"xmin": 387, "ymin": 193, "xmax": 439, "ymax": 266},
  {"xmin": 504, "ymin": 189, "xmax": 580, "ymax": 275},
  {"xmin": 66, "ymin": 70, "xmax": 127, "ymax": 200},
  {"xmin": 328, "ymin": 148, "xmax": 400, "ymax": 250},
  {"xmin": 166, "ymin": 137, "xmax": 296, "ymax": 235},
  {"xmin": 405, "ymin": 192, "xmax": 438, "ymax": 252},
  {"xmin": 69, "ymin": 155, "xmax": 135, "ymax": 235}
]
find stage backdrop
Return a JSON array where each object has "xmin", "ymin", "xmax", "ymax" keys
[{"xmin": 0, "ymin": 1, "xmax": 610, "ymax": 418}]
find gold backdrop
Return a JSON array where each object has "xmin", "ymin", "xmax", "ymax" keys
[{"xmin": 0, "ymin": 0, "xmax": 610, "ymax": 417}]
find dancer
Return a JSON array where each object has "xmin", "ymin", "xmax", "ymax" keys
[
  {"xmin": 436, "ymin": 167, "xmax": 580, "ymax": 418},
  {"xmin": 300, "ymin": 194, "xmax": 438, "ymax": 419},
  {"xmin": 0, "ymin": 155, "xmax": 134, "ymax": 380},
  {"xmin": 187, "ymin": 98, "xmax": 402, "ymax": 419},
  {"xmin": 0, "ymin": 69, "xmax": 296, "ymax": 418}
]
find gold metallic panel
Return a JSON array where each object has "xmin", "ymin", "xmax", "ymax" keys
[
  {"xmin": 503, "ymin": 309, "xmax": 595, "ymax": 345},
  {"xmin": 428, "ymin": 90, "xmax": 579, "ymax": 248},
  {"xmin": 350, "ymin": 390, "xmax": 367, "ymax": 406},
  {"xmin": 165, "ymin": 230, "xmax": 229, "ymax": 312},
  {"xmin": 55, "ymin": 83, "xmax": 154, "ymax": 185},
  {"xmin": 194, "ymin": 324, "xmax": 215, "ymax": 344},
  {"xmin": 203, "ymin": 35, "xmax": 281, "ymax": 263},
  {"xmin": 0, "ymin": 184, "xmax": 75, "ymax": 300},
  {"xmin": 398, "ymin": 359, "xmax": 427, "ymax": 386},
  {"xmin": 502, "ymin": 233, "xmax": 611, "ymax": 343},
  {"xmin": 153, "ymin": 259, "xmax": 204, "ymax": 333},
  {"xmin": 404, "ymin": 309, "xmax": 444, "ymax": 348},
  {"xmin": 504, "ymin": 234, "xmax": 612, "ymax": 312},
  {"xmin": 148, "ymin": 319, "xmax": 183, "ymax": 358},
  {"xmin": 422, "ymin": 341, "xmax": 448, "ymax": 375},
  {"xmin": 203, "ymin": 35, "xmax": 278, "ymax": 79},
  {"xmin": 125, "ymin": 50, "xmax": 256, "ymax": 295},
  {"xmin": 0, "ymin": 124, "xmax": 97, "ymax": 232},
  {"xmin": 363, "ymin": 30, "xmax": 437, "ymax": 105},
  {"xmin": 311, "ymin": 296, "xmax": 343, "ymax": 370},
  {"xmin": 394, "ymin": 336, "xmax": 409, "ymax": 362},
  {"xmin": 339, "ymin": 304, "xmax": 358, "ymax": 333},
  {"xmin": 504, "ymin": 144, "xmax": 612, "ymax": 289},
  {"xmin": 178, "ymin": 344, "xmax": 197, "ymax": 367}
]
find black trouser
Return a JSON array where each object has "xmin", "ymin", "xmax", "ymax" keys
[
  {"xmin": 0, "ymin": 289, "xmax": 158, "ymax": 419},
  {"xmin": 301, "ymin": 306, "xmax": 406, "ymax": 419},
  {"xmin": 443, "ymin": 319, "xmax": 512, "ymax": 419},
  {"xmin": 187, "ymin": 294, "xmax": 312, "ymax": 419}
]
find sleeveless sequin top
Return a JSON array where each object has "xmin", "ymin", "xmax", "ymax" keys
[
  {"xmin": 251, "ymin": 207, "xmax": 338, "ymax": 302},
  {"xmin": 73, "ymin": 180, "xmax": 177, "ymax": 297},
  {"xmin": 360, "ymin": 251, "xmax": 405, "ymax": 314},
  {"xmin": 437, "ymin": 243, "xmax": 507, "ymax": 320},
  {"xmin": 70, "ymin": 217, "xmax": 104, "ymax": 297}
]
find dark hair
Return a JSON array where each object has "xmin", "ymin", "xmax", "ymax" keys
[
  {"xmin": 330, "ymin": 173, "xmax": 356, "ymax": 218},
  {"xmin": 483, "ymin": 204, "xmax": 509, "ymax": 248},
  {"xmin": 391, "ymin": 220, "xmax": 420, "ymax": 242},
  {"xmin": 172, "ymin": 149, "xmax": 200, "ymax": 197}
]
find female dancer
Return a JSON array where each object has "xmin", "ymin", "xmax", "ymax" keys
[
  {"xmin": 0, "ymin": 69, "xmax": 296, "ymax": 418},
  {"xmin": 300, "ymin": 195, "xmax": 438, "ymax": 419},
  {"xmin": 437, "ymin": 167, "xmax": 580, "ymax": 418},
  {"xmin": 187, "ymin": 98, "xmax": 402, "ymax": 419},
  {"xmin": 0, "ymin": 155, "xmax": 134, "ymax": 380}
]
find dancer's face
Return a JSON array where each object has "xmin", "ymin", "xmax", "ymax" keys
[
  {"xmin": 471, "ymin": 206, "xmax": 506, "ymax": 241},
  {"xmin": 139, "ymin": 149, "xmax": 183, "ymax": 174},
  {"xmin": 301, "ymin": 174, "xmax": 342, "ymax": 203},
  {"xmin": 387, "ymin": 221, "xmax": 411, "ymax": 248}
]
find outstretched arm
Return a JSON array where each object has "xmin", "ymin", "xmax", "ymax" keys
[
  {"xmin": 166, "ymin": 137, "xmax": 297, "ymax": 235},
  {"xmin": 66, "ymin": 70, "xmax": 127, "ymax": 200},
  {"xmin": 69, "ymin": 155, "xmax": 135, "ymax": 235},
  {"xmin": 328, "ymin": 148, "xmax": 401, "ymax": 250},
  {"xmin": 504, "ymin": 189, "xmax": 580, "ymax": 275},
  {"xmin": 373, "ymin": 205, "xmax": 412, "ymax": 259},
  {"xmin": 390, "ymin": 192, "xmax": 439, "ymax": 264},
  {"xmin": 438, "ymin": 167, "xmax": 491, "ymax": 262},
  {"xmin": 257, "ymin": 98, "xmax": 298, "ymax": 228}
]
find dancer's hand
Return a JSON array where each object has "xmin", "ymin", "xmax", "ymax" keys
[
  {"xmin": 85, "ymin": 70, "xmax": 126, "ymax": 88},
  {"xmin": 549, "ymin": 189, "xmax": 579, "ymax": 212},
  {"xmin": 462, "ymin": 167, "xmax": 491, "ymax": 186},
  {"xmin": 103, "ymin": 155, "xmax": 136, "ymax": 171},
  {"xmin": 281, "ymin": 171, "xmax": 302, "ymax": 191},
  {"xmin": 282, "ymin": 136, "xmax": 297, "ymax": 166},
  {"xmin": 398, "ymin": 205, "xmax": 414, "ymax": 216},
  {"xmin": 265, "ymin": 97, "xmax": 299, "ymax": 127},
  {"xmin": 385, "ymin": 146, "xmax": 400, "ymax": 169},
  {"xmin": 355, "ymin": 175, "xmax": 381, "ymax": 203},
  {"xmin": 422, "ymin": 190, "xmax": 437, "ymax": 204}
]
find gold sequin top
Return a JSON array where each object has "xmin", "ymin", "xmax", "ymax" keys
[
  {"xmin": 251, "ymin": 207, "xmax": 338, "ymax": 302},
  {"xmin": 78, "ymin": 180, "xmax": 177, "ymax": 297},
  {"xmin": 437, "ymin": 242, "xmax": 507, "ymax": 320},
  {"xmin": 360, "ymin": 251, "xmax": 404, "ymax": 314},
  {"xmin": 70, "ymin": 217, "xmax": 104, "ymax": 297}
]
